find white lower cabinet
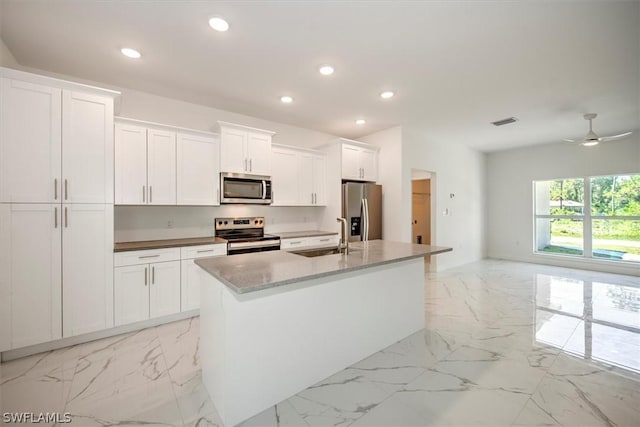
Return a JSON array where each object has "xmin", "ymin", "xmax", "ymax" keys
[
  {"xmin": 114, "ymin": 264, "xmax": 149, "ymax": 326},
  {"xmin": 180, "ymin": 243, "xmax": 226, "ymax": 311},
  {"xmin": 149, "ymin": 261, "xmax": 181, "ymax": 318}
]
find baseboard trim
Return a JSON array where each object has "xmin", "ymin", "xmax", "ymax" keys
[
  {"xmin": 1, "ymin": 310, "xmax": 199, "ymax": 362},
  {"xmin": 486, "ymin": 253, "xmax": 640, "ymax": 277}
]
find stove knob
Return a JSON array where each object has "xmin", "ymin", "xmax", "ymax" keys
[
  {"xmin": 259, "ymin": 219, "xmax": 263, "ymax": 224},
  {"xmin": 217, "ymin": 221, "xmax": 222, "ymax": 226},
  {"xmin": 254, "ymin": 219, "xmax": 259, "ymax": 225},
  {"xmin": 224, "ymin": 221, "xmax": 228, "ymax": 225}
]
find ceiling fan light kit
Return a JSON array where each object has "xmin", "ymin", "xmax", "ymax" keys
[{"xmin": 563, "ymin": 113, "xmax": 633, "ymax": 147}]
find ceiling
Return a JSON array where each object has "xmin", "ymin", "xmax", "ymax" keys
[{"xmin": 1, "ymin": 0, "xmax": 639, "ymax": 152}]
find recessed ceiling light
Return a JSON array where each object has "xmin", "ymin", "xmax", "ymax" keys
[
  {"xmin": 121, "ymin": 48, "xmax": 141, "ymax": 59},
  {"xmin": 280, "ymin": 96, "xmax": 293, "ymax": 104},
  {"xmin": 355, "ymin": 119, "xmax": 366, "ymax": 125},
  {"xmin": 319, "ymin": 65, "xmax": 334, "ymax": 76},
  {"xmin": 209, "ymin": 16, "xmax": 230, "ymax": 32},
  {"xmin": 380, "ymin": 91, "xmax": 394, "ymax": 99}
]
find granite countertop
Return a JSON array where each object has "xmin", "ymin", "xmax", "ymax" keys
[
  {"xmin": 195, "ymin": 240, "xmax": 452, "ymax": 294},
  {"xmin": 114, "ymin": 236, "xmax": 227, "ymax": 252},
  {"xmin": 275, "ymin": 230, "xmax": 339, "ymax": 239}
]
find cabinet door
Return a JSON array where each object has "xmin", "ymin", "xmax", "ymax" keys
[
  {"xmin": 149, "ymin": 260, "xmax": 181, "ymax": 318},
  {"xmin": 313, "ymin": 155, "xmax": 327, "ymax": 206},
  {"xmin": 360, "ymin": 148, "xmax": 378, "ymax": 182},
  {"xmin": 177, "ymin": 133, "xmax": 220, "ymax": 206},
  {"xmin": 220, "ymin": 127, "xmax": 247, "ymax": 173},
  {"xmin": 0, "ymin": 204, "xmax": 61, "ymax": 351},
  {"xmin": 115, "ymin": 124, "xmax": 147, "ymax": 205},
  {"xmin": 62, "ymin": 91, "xmax": 114, "ymax": 203},
  {"xmin": 341, "ymin": 144, "xmax": 361, "ymax": 180},
  {"xmin": 181, "ymin": 259, "xmax": 205, "ymax": 311},
  {"xmin": 246, "ymin": 132, "xmax": 271, "ymax": 175},
  {"xmin": 114, "ymin": 264, "xmax": 149, "ymax": 326},
  {"xmin": 62, "ymin": 204, "xmax": 114, "ymax": 337},
  {"xmin": 147, "ymin": 128, "xmax": 176, "ymax": 205},
  {"xmin": 271, "ymin": 148, "xmax": 300, "ymax": 206},
  {"xmin": 0, "ymin": 78, "xmax": 62, "ymax": 203},
  {"xmin": 299, "ymin": 153, "xmax": 315, "ymax": 206}
]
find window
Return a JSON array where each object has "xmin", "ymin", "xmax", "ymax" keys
[{"xmin": 534, "ymin": 174, "xmax": 640, "ymax": 263}]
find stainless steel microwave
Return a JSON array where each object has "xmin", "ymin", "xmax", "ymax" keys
[{"xmin": 220, "ymin": 172, "xmax": 272, "ymax": 204}]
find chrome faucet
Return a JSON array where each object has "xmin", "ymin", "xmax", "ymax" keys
[{"xmin": 336, "ymin": 217, "xmax": 349, "ymax": 255}]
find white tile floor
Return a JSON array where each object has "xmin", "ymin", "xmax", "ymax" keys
[{"xmin": 1, "ymin": 259, "xmax": 638, "ymax": 426}]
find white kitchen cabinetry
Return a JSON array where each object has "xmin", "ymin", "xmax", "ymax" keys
[
  {"xmin": 340, "ymin": 140, "xmax": 378, "ymax": 182},
  {"xmin": 271, "ymin": 144, "xmax": 327, "ymax": 206},
  {"xmin": 0, "ymin": 78, "xmax": 114, "ymax": 203},
  {"xmin": 114, "ymin": 248, "xmax": 181, "ymax": 326},
  {"xmin": 62, "ymin": 204, "xmax": 114, "ymax": 337},
  {"xmin": 218, "ymin": 121, "xmax": 275, "ymax": 175},
  {"xmin": 0, "ymin": 204, "xmax": 62, "ymax": 352},
  {"xmin": 115, "ymin": 121, "xmax": 176, "ymax": 205},
  {"xmin": 177, "ymin": 133, "xmax": 220, "ymax": 206},
  {"xmin": 180, "ymin": 243, "xmax": 226, "ymax": 311},
  {"xmin": 280, "ymin": 235, "xmax": 339, "ymax": 251}
]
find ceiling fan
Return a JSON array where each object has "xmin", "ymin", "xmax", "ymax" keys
[{"xmin": 563, "ymin": 113, "xmax": 633, "ymax": 147}]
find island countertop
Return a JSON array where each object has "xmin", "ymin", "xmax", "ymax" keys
[{"xmin": 195, "ymin": 240, "xmax": 452, "ymax": 294}]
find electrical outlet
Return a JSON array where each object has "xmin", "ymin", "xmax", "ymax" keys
[{"xmin": 167, "ymin": 220, "xmax": 173, "ymax": 228}]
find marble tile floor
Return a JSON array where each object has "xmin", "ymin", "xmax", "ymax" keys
[{"xmin": 1, "ymin": 259, "xmax": 638, "ymax": 426}]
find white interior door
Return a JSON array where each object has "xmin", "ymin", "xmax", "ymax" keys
[
  {"xmin": 114, "ymin": 264, "xmax": 149, "ymax": 326},
  {"xmin": 246, "ymin": 132, "xmax": 271, "ymax": 175},
  {"xmin": 0, "ymin": 204, "xmax": 61, "ymax": 351},
  {"xmin": 147, "ymin": 128, "xmax": 176, "ymax": 205},
  {"xmin": 0, "ymin": 78, "xmax": 62, "ymax": 203},
  {"xmin": 271, "ymin": 148, "xmax": 300, "ymax": 206},
  {"xmin": 62, "ymin": 204, "xmax": 114, "ymax": 337},
  {"xmin": 149, "ymin": 260, "xmax": 181, "ymax": 318},
  {"xmin": 177, "ymin": 133, "xmax": 219, "ymax": 205},
  {"xmin": 115, "ymin": 123, "xmax": 147, "ymax": 204},
  {"xmin": 62, "ymin": 91, "xmax": 114, "ymax": 203}
]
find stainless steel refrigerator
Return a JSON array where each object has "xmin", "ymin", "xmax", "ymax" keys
[{"xmin": 342, "ymin": 182, "xmax": 382, "ymax": 242}]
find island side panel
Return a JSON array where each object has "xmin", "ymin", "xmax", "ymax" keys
[{"xmin": 204, "ymin": 258, "xmax": 424, "ymax": 427}]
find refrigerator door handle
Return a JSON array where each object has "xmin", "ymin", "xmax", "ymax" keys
[
  {"xmin": 365, "ymin": 199, "xmax": 370, "ymax": 240},
  {"xmin": 361, "ymin": 198, "xmax": 369, "ymax": 241}
]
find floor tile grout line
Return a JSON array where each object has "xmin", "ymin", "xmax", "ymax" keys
[{"xmin": 155, "ymin": 322, "xmax": 189, "ymax": 427}]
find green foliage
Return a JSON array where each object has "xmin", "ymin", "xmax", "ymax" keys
[{"xmin": 591, "ymin": 175, "xmax": 640, "ymax": 216}]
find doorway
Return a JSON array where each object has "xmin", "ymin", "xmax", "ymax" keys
[{"xmin": 411, "ymin": 170, "xmax": 434, "ymax": 269}]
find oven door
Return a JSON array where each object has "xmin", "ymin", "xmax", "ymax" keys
[{"xmin": 221, "ymin": 173, "xmax": 272, "ymax": 204}]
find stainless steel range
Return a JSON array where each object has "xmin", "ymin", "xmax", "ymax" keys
[{"xmin": 215, "ymin": 217, "xmax": 280, "ymax": 255}]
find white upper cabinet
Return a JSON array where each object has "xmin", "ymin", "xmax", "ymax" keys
[
  {"xmin": 62, "ymin": 204, "xmax": 114, "ymax": 337},
  {"xmin": 177, "ymin": 133, "xmax": 220, "ymax": 206},
  {"xmin": 0, "ymin": 78, "xmax": 62, "ymax": 203},
  {"xmin": 115, "ymin": 123, "xmax": 147, "ymax": 204},
  {"xmin": 0, "ymin": 204, "xmax": 62, "ymax": 351},
  {"xmin": 147, "ymin": 128, "xmax": 176, "ymax": 205},
  {"xmin": 271, "ymin": 144, "xmax": 326, "ymax": 206},
  {"xmin": 340, "ymin": 140, "xmax": 378, "ymax": 182},
  {"xmin": 62, "ymin": 91, "xmax": 114, "ymax": 203},
  {"xmin": 218, "ymin": 121, "xmax": 274, "ymax": 175}
]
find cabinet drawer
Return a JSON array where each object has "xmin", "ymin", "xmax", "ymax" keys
[
  {"xmin": 309, "ymin": 235, "xmax": 339, "ymax": 248},
  {"xmin": 281, "ymin": 235, "xmax": 338, "ymax": 251},
  {"xmin": 181, "ymin": 244, "xmax": 227, "ymax": 260},
  {"xmin": 280, "ymin": 238, "xmax": 307, "ymax": 250},
  {"xmin": 114, "ymin": 247, "xmax": 181, "ymax": 267}
]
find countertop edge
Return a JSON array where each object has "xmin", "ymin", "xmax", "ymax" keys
[{"xmin": 114, "ymin": 237, "xmax": 227, "ymax": 252}]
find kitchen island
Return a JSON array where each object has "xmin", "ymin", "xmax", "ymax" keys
[{"xmin": 196, "ymin": 240, "xmax": 451, "ymax": 426}]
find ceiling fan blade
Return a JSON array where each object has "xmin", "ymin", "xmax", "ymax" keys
[
  {"xmin": 562, "ymin": 138, "xmax": 576, "ymax": 143},
  {"xmin": 600, "ymin": 131, "xmax": 633, "ymax": 142}
]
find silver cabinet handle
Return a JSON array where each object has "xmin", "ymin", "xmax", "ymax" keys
[
  {"xmin": 138, "ymin": 254, "xmax": 160, "ymax": 259},
  {"xmin": 64, "ymin": 179, "xmax": 68, "ymax": 200},
  {"xmin": 197, "ymin": 249, "xmax": 215, "ymax": 253},
  {"xmin": 144, "ymin": 267, "xmax": 148, "ymax": 286},
  {"xmin": 289, "ymin": 241, "xmax": 302, "ymax": 245},
  {"xmin": 64, "ymin": 207, "xmax": 68, "ymax": 228},
  {"xmin": 311, "ymin": 193, "xmax": 314, "ymax": 204},
  {"xmin": 319, "ymin": 238, "xmax": 331, "ymax": 242},
  {"xmin": 152, "ymin": 266, "xmax": 155, "ymax": 284},
  {"xmin": 143, "ymin": 186, "xmax": 146, "ymax": 203},
  {"xmin": 149, "ymin": 186, "xmax": 152, "ymax": 203},
  {"xmin": 249, "ymin": 158, "xmax": 252, "ymax": 172},
  {"xmin": 54, "ymin": 207, "xmax": 58, "ymax": 228},
  {"xmin": 54, "ymin": 179, "xmax": 58, "ymax": 200},
  {"xmin": 244, "ymin": 158, "xmax": 248, "ymax": 171}
]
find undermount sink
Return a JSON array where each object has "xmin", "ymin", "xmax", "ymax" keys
[{"xmin": 291, "ymin": 247, "xmax": 360, "ymax": 258}]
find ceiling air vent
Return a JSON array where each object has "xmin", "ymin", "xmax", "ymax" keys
[{"xmin": 491, "ymin": 117, "xmax": 518, "ymax": 126}]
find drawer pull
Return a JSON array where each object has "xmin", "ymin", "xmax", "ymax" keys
[
  {"xmin": 319, "ymin": 238, "xmax": 331, "ymax": 242},
  {"xmin": 289, "ymin": 241, "xmax": 302, "ymax": 245},
  {"xmin": 144, "ymin": 267, "xmax": 148, "ymax": 286},
  {"xmin": 197, "ymin": 249, "xmax": 215, "ymax": 253},
  {"xmin": 138, "ymin": 254, "xmax": 160, "ymax": 259}
]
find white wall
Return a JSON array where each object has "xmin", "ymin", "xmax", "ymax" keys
[
  {"xmin": 487, "ymin": 136, "xmax": 640, "ymax": 276},
  {"xmin": 0, "ymin": 37, "xmax": 18, "ymax": 68},
  {"xmin": 360, "ymin": 126, "xmax": 405, "ymax": 242},
  {"xmin": 402, "ymin": 126, "xmax": 487, "ymax": 270}
]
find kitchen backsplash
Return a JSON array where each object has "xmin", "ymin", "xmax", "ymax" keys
[{"xmin": 114, "ymin": 205, "xmax": 324, "ymax": 242}]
